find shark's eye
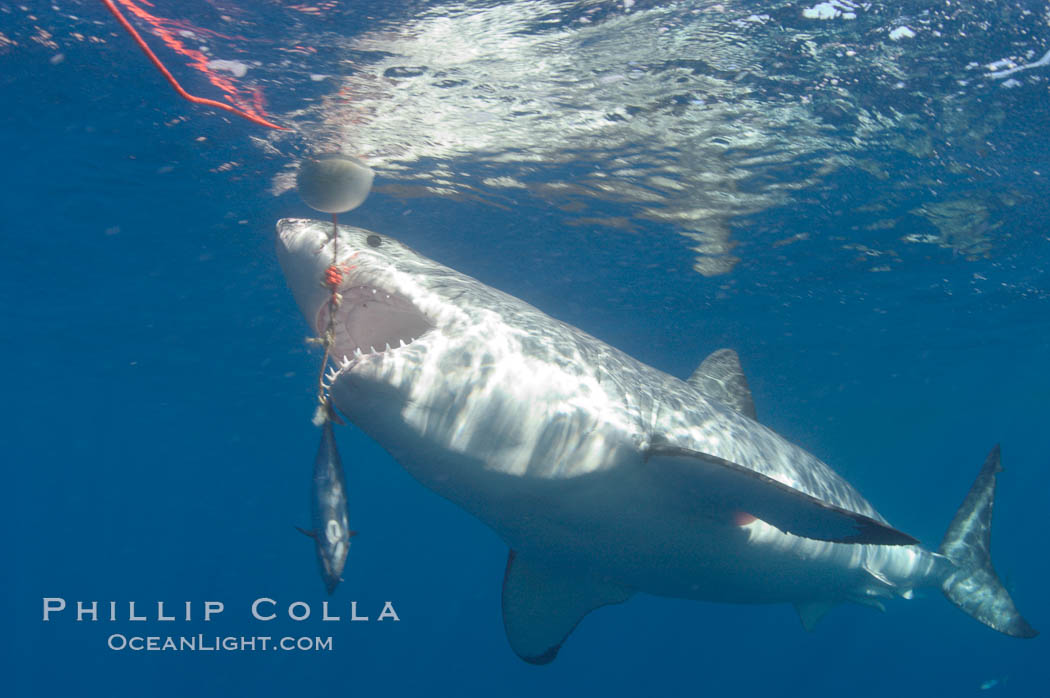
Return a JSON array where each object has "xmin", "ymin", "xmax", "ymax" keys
[{"xmin": 366, "ymin": 234, "xmax": 382, "ymax": 248}]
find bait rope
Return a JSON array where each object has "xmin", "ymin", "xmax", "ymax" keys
[
  {"xmin": 100, "ymin": 0, "xmax": 286, "ymax": 130},
  {"xmin": 317, "ymin": 214, "xmax": 341, "ymax": 410},
  {"xmin": 313, "ymin": 215, "xmax": 356, "ymax": 424}
]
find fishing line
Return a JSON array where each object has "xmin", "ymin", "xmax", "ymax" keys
[
  {"xmin": 100, "ymin": 0, "xmax": 286, "ymax": 130},
  {"xmin": 296, "ymin": 155, "xmax": 374, "ymax": 422},
  {"xmin": 315, "ymin": 213, "xmax": 357, "ymax": 423}
]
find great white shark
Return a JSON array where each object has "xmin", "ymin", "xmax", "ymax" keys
[{"xmin": 276, "ymin": 218, "xmax": 1037, "ymax": 663}]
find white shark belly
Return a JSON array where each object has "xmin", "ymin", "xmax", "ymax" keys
[
  {"xmin": 476, "ymin": 470, "xmax": 943, "ymax": 605},
  {"xmin": 331, "ymin": 371, "xmax": 939, "ymax": 605}
]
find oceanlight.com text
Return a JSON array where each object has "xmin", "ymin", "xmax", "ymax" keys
[{"xmin": 107, "ymin": 634, "xmax": 333, "ymax": 652}]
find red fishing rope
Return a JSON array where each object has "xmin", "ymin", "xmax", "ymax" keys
[
  {"xmin": 100, "ymin": 0, "xmax": 286, "ymax": 130},
  {"xmin": 315, "ymin": 214, "xmax": 358, "ymax": 425}
]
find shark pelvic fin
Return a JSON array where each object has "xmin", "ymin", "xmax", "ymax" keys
[
  {"xmin": 647, "ymin": 445, "xmax": 919, "ymax": 545},
  {"xmin": 687, "ymin": 348, "xmax": 757, "ymax": 419},
  {"xmin": 501, "ymin": 551, "xmax": 632, "ymax": 665},
  {"xmin": 939, "ymin": 445, "xmax": 1037, "ymax": 638},
  {"xmin": 795, "ymin": 601, "xmax": 835, "ymax": 631}
]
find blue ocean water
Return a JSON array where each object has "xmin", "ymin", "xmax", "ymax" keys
[{"xmin": 4, "ymin": 1, "xmax": 1048, "ymax": 696}]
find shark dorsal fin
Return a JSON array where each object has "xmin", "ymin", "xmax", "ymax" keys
[
  {"xmin": 501, "ymin": 551, "xmax": 632, "ymax": 664},
  {"xmin": 687, "ymin": 348, "xmax": 757, "ymax": 419}
]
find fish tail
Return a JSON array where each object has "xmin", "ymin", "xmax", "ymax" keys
[{"xmin": 938, "ymin": 445, "xmax": 1037, "ymax": 638}]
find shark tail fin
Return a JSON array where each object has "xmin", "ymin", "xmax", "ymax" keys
[{"xmin": 938, "ymin": 445, "xmax": 1037, "ymax": 638}]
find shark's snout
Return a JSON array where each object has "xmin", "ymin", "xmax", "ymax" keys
[
  {"xmin": 276, "ymin": 217, "xmax": 310, "ymax": 248},
  {"xmin": 276, "ymin": 218, "xmax": 333, "ymax": 332}
]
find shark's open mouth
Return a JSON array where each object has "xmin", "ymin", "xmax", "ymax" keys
[{"xmin": 319, "ymin": 284, "xmax": 433, "ymax": 361}]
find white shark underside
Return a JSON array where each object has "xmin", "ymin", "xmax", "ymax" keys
[{"xmin": 276, "ymin": 218, "xmax": 1036, "ymax": 663}]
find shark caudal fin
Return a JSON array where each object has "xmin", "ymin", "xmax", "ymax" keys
[{"xmin": 938, "ymin": 445, "xmax": 1037, "ymax": 638}]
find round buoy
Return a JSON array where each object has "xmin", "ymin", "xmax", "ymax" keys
[{"xmin": 296, "ymin": 154, "xmax": 375, "ymax": 214}]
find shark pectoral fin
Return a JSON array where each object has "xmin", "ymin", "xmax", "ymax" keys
[
  {"xmin": 501, "ymin": 551, "xmax": 632, "ymax": 665},
  {"xmin": 647, "ymin": 446, "xmax": 918, "ymax": 545},
  {"xmin": 687, "ymin": 348, "xmax": 757, "ymax": 419},
  {"xmin": 795, "ymin": 601, "xmax": 835, "ymax": 631},
  {"xmin": 295, "ymin": 526, "xmax": 316, "ymax": 539}
]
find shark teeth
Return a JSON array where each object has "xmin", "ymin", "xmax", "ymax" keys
[
  {"xmin": 351, "ymin": 338, "xmax": 417, "ymax": 355},
  {"xmin": 328, "ymin": 332, "xmax": 420, "ymax": 384},
  {"xmin": 333, "ymin": 336, "xmax": 423, "ymax": 373}
]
